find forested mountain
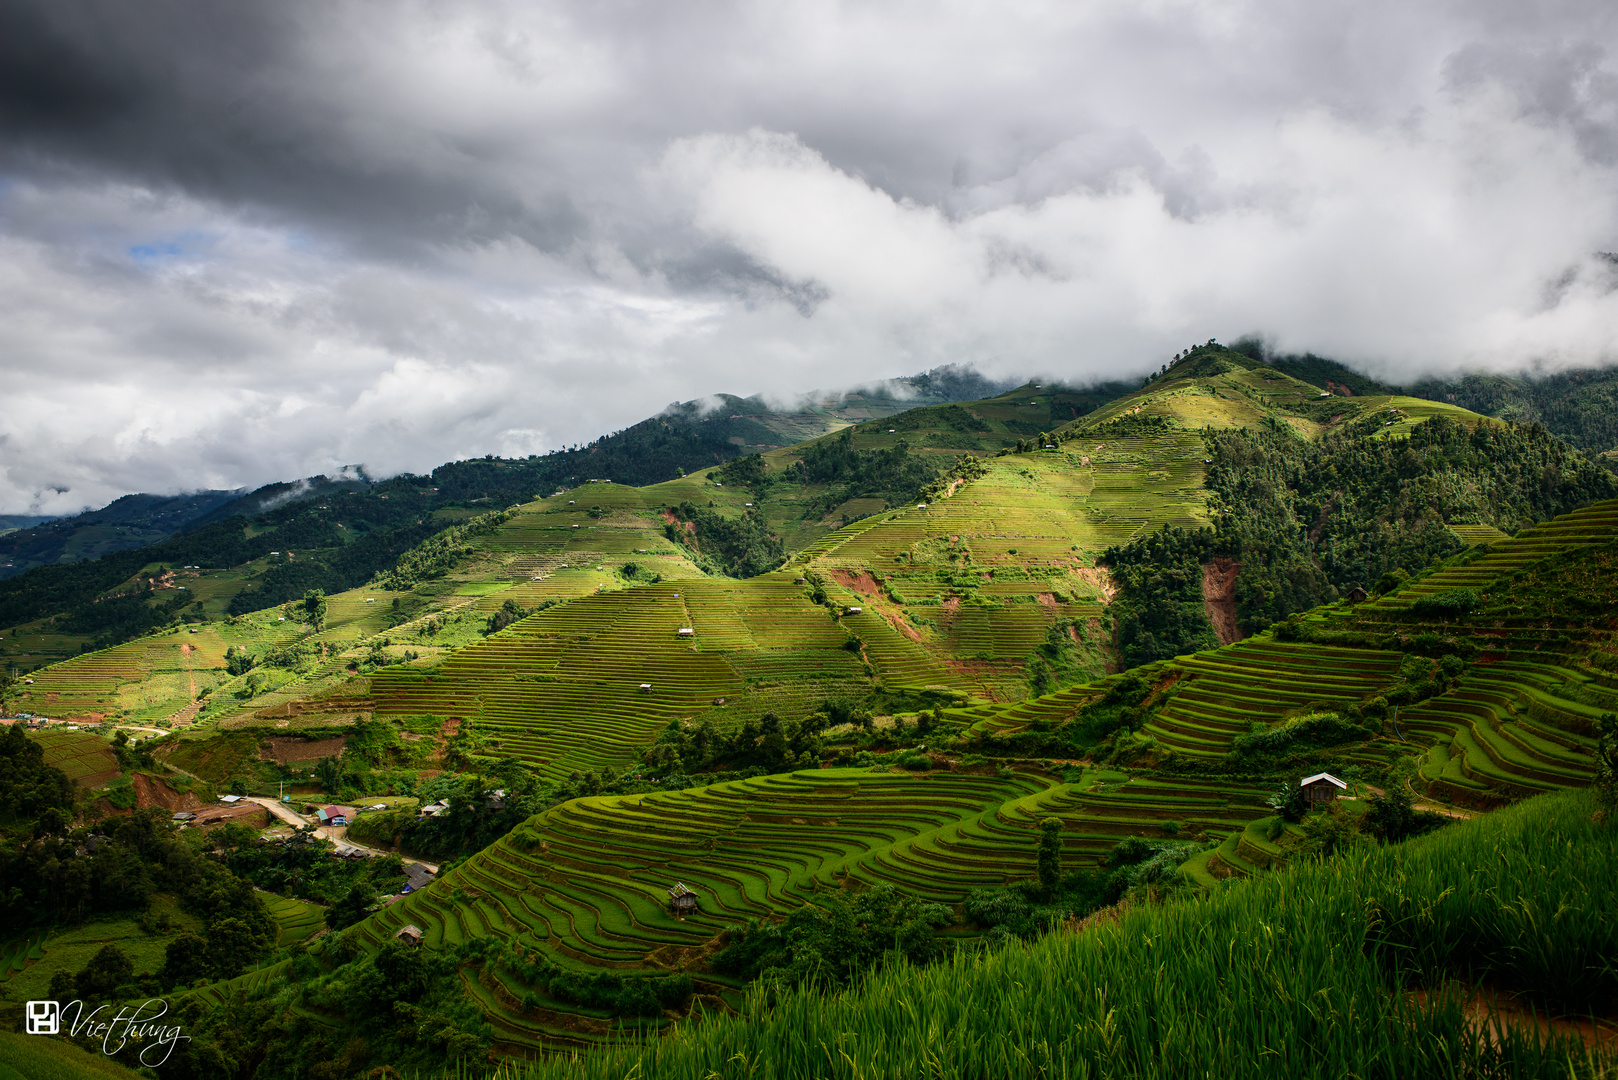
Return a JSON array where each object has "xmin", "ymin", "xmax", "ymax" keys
[{"xmin": 0, "ymin": 489, "xmax": 248, "ymax": 580}]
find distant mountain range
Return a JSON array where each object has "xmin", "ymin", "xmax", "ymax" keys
[
  {"xmin": 6, "ymin": 352, "xmax": 1617, "ymax": 588},
  {"xmin": 0, "ymin": 364, "xmax": 1018, "ymax": 582}
]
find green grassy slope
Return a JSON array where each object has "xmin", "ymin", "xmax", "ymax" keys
[
  {"xmin": 19, "ymin": 344, "xmax": 1606, "ymax": 780},
  {"xmin": 488, "ymin": 787, "xmax": 1616, "ymax": 1080},
  {"xmin": 200, "ymin": 767, "xmax": 1271, "ymax": 1051},
  {"xmin": 954, "ymin": 496, "xmax": 1618, "ymax": 803}
]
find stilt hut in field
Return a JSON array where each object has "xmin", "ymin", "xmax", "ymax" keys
[
  {"xmin": 667, "ymin": 882, "xmax": 699, "ymax": 917},
  {"xmin": 396, "ymin": 924, "xmax": 424, "ymax": 946},
  {"xmin": 1299, "ymin": 773, "xmax": 1348, "ymax": 806}
]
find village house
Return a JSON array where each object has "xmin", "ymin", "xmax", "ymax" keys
[
  {"xmin": 1300, "ymin": 773, "xmax": 1348, "ymax": 806},
  {"xmin": 317, "ymin": 805, "xmax": 356, "ymax": 826}
]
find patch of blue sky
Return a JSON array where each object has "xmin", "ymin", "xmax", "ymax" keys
[{"xmin": 127, "ymin": 230, "xmax": 219, "ymax": 265}]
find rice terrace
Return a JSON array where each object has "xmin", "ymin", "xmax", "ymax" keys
[{"xmin": 3, "ymin": 344, "xmax": 1617, "ymax": 1080}]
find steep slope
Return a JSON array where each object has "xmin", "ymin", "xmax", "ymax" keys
[
  {"xmin": 18, "ymin": 345, "xmax": 1612, "ymax": 779},
  {"xmin": 957, "ymin": 496, "xmax": 1615, "ymax": 804},
  {"xmin": 180, "ymin": 500, "xmax": 1617, "ymax": 1054}
]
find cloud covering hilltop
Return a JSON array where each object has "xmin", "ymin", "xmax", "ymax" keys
[{"xmin": 3, "ymin": 0, "xmax": 1618, "ymax": 514}]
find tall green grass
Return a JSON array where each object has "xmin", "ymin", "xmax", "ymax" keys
[
  {"xmin": 480, "ymin": 789, "xmax": 1613, "ymax": 1079},
  {"xmin": 0, "ymin": 1032, "xmax": 145, "ymax": 1079}
]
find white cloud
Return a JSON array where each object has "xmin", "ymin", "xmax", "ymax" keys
[{"xmin": 3, "ymin": 0, "xmax": 1618, "ymax": 512}]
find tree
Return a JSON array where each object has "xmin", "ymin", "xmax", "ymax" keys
[
  {"xmin": 1036, "ymin": 818, "xmax": 1063, "ymax": 897},
  {"xmin": 160, "ymin": 933, "xmax": 211, "ymax": 988},
  {"xmin": 326, "ymin": 882, "xmax": 377, "ymax": 932},
  {"xmin": 1593, "ymin": 713, "xmax": 1617, "ymax": 820},
  {"xmin": 1267, "ymin": 780, "xmax": 1307, "ymax": 824},
  {"xmin": 75, "ymin": 944, "xmax": 133, "ymax": 1000},
  {"xmin": 207, "ymin": 917, "xmax": 270, "ymax": 980},
  {"xmin": 1362, "ymin": 786, "xmax": 1448, "ymax": 844},
  {"xmin": 300, "ymin": 589, "xmax": 328, "ymax": 633},
  {"xmin": 315, "ymin": 755, "xmax": 344, "ymax": 797}
]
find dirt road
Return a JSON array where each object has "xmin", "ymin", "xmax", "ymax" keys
[
  {"xmin": 245, "ymin": 796, "xmax": 439, "ymax": 872},
  {"xmin": 246, "ymin": 796, "xmax": 311, "ymax": 829}
]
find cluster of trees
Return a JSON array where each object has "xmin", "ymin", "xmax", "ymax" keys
[
  {"xmin": 784, "ymin": 428, "xmax": 944, "ymax": 517},
  {"xmin": 210, "ymin": 821, "xmax": 405, "ymax": 907},
  {"xmin": 374, "ymin": 507, "xmax": 517, "ymax": 591},
  {"xmin": 0, "ymin": 721, "xmax": 75, "ymax": 830},
  {"xmin": 663, "ymin": 502, "xmax": 785, "ymax": 578},
  {"xmin": 641, "ymin": 711, "xmax": 830, "ymax": 775},
  {"xmin": 1271, "ymin": 785, "xmax": 1451, "ymax": 859},
  {"xmin": 712, "ymin": 883, "xmax": 952, "ymax": 993},
  {"xmin": 157, "ymin": 937, "xmax": 493, "ymax": 1079},
  {"xmin": 1404, "ymin": 367, "xmax": 1618, "ymax": 459},
  {"xmin": 965, "ymin": 830, "xmax": 1193, "ymax": 941},
  {"xmin": 482, "ymin": 597, "xmax": 530, "ymax": 635},
  {"xmin": 1102, "ymin": 414, "xmax": 1618, "ymax": 664},
  {"xmin": 346, "ymin": 766, "xmax": 551, "ymax": 862},
  {"xmin": 0, "ymin": 799, "xmax": 278, "ymax": 988},
  {"xmin": 504, "ymin": 945, "xmax": 693, "ymax": 1016}
]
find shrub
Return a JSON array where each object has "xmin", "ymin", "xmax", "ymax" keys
[{"xmin": 1410, "ymin": 588, "xmax": 1479, "ymax": 618}]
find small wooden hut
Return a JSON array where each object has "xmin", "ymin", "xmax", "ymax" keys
[
  {"xmin": 396, "ymin": 924, "xmax": 424, "ymax": 945},
  {"xmin": 1299, "ymin": 772, "xmax": 1348, "ymax": 806},
  {"xmin": 667, "ymin": 882, "xmax": 699, "ymax": 917},
  {"xmin": 1346, "ymin": 586, "xmax": 1368, "ymax": 603}
]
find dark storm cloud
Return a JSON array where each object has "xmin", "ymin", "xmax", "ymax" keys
[{"xmin": 3, "ymin": 0, "xmax": 1618, "ymax": 514}]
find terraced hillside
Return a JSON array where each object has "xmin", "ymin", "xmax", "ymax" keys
[
  {"xmin": 31, "ymin": 345, "xmax": 1606, "ymax": 782},
  {"xmin": 201, "ymin": 767, "xmax": 1272, "ymax": 1052},
  {"xmin": 955, "ymin": 496, "xmax": 1618, "ymax": 803}
]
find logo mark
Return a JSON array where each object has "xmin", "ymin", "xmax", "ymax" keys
[{"xmin": 26, "ymin": 1000, "xmax": 59, "ymax": 1035}]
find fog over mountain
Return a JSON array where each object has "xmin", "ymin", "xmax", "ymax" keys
[{"xmin": 3, "ymin": 0, "xmax": 1618, "ymax": 515}]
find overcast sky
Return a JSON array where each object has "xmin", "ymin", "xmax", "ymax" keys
[{"xmin": 3, "ymin": 0, "xmax": 1618, "ymax": 515}]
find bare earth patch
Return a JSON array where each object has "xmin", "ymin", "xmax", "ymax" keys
[
  {"xmin": 259, "ymin": 735, "xmax": 348, "ymax": 764},
  {"xmin": 132, "ymin": 773, "xmax": 204, "ymax": 812},
  {"xmin": 1201, "ymin": 557, "xmax": 1243, "ymax": 645},
  {"xmin": 829, "ymin": 569, "xmax": 881, "ymax": 597},
  {"xmin": 1072, "ymin": 567, "xmax": 1118, "ymax": 602}
]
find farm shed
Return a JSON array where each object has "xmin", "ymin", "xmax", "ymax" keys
[
  {"xmin": 1300, "ymin": 773, "xmax": 1348, "ymax": 805},
  {"xmin": 396, "ymin": 924, "xmax": 424, "ymax": 945},
  {"xmin": 1346, "ymin": 586, "xmax": 1368, "ymax": 603},
  {"xmin": 639, "ymin": 683, "xmax": 653, "ymax": 693},
  {"xmin": 404, "ymin": 864, "xmax": 436, "ymax": 891},
  {"xmin": 171, "ymin": 812, "xmax": 196, "ymax": 823},
  {"xmin": 667, "ymin": 882, "xmax": 699, "ymax": 917},
  {"xmin": 677, "ymin": 627, "xmax": 695, "ymax": 637},
  {"xmin": 845, "ymin": 606, "xmax": 863, "ymax": 615}
]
